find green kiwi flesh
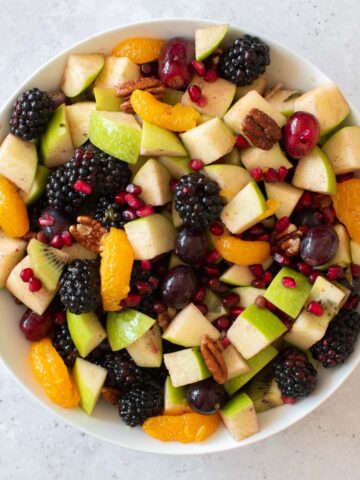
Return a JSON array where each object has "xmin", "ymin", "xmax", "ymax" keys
[{"xmin": 247, "ymin": 366, "xmax": 284, "ymax": 413}]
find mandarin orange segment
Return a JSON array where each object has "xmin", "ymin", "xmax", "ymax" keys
[
  {"xmin": 142, "ymin": 413, "xmax": 220, "ymax": 443},
  {"xmin": 130, "ymin": 90, "xmax": 200, "ymax": 132},
  {"xmin": 216, "ymin": 235, "xmax": 271, "ymax": 265},
  {"xmin": 112, "ymin": 37, "xmax": 166, "ymax": 64},
  {"xmin": 257, "ymin": 199, "xmax": 280, "ymax": 221},
  {"xmin": 332, "ymin": 179, "xmax": 360, "ymax": 242},
  {"xmin": 0, "ymin": 175, "xmax": 29, "ymax": 237},
  {"xmin": 100, "ymin": 228, "xmax": 134, "ymax": 311},
  {"xmin": 30, "ymin": 338, "xmax": 79, "ymax": 408}
]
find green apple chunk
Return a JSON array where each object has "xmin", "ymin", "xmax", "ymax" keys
[
  {"xmin": 124, "ymin": 214, "xmax": 176, "ymax": 260},
  {"xmin": 89, "ymin": 110, "xmax": 141, "ymax": 164},
  {"xmin": 73, "ymin": 357, "xmax": 107, "ymax": 416},
  {"xmin": 224, "ymin": 345, "xmax": 278, "ymax": 395},
  {"xmin": 126, "ymin": 324, "xmax": 162, "ymax": 368},
  {"xmin": 94, "ymin": 56, "xmax": 140, "ymax": 89},
  {"xmin": 223, "ymin": 148, "xmax": 241, "ymax": 166},
  {"xmin": 180, "ymin": 118, "xmax": 235, "ymax": 165},
  {"xmin": 158, "ymin": 156, "xmax": 191, "ymax": 178},
  {"xmin": 203, "ymin": 289, "xmax": 228, "ymax": 322},
  {"xmin": 163, "ymin": 303, "xmax": 220, "ymax": 347},
  {"xmin": 107, "ymin": 309, "xmax": 155, "ymax": 351},
  {"xmin": 264, "ymin": 267, "xmax": 312, "ymax": 318},
  {"xmin": 292, "ymin": 147, "xmax": 336, "ymax": 195},
  {"xmin": 232, "ymin": 286, "xmax": 267, "ymax": 307},
  {"xmin": 320, "ymin": 223, "xmax": 351, "ymax": 269},
  {"xmin": 0, "ymin": 231, "xmax": 27, "ymax": 288},
  {"xmin": 294, "ymin": 83, "xmax": 350, "ymax": 136},
  {"xmin": 67, "ymin": 310, "xmax": 107, "ymax": 357},
  {"xmin": 94, "ymin": 87, "xmax": 121, "ymax": 111},
  {"xmin": 241, "ymin": 142, "xmax": 293, "ymax": 172},
  {"xmin": 6, "ymin": 256, "xmax": 56, "ymax": 314},
  {"xmin": 222, "ymin": 345, "xmax": 250, "ymax": 381},
  {"xmin": 21, "ymin": 165, "xmax": 50, "ymax": 206},
  {"xmin": 220, "ymin": 265, "xmax": 255, "ymax": 287},
  {"xmin": 220, "ymin": 392, "xmax": 259, "ymax": 441},
  {"xmin": 164, "ymin": 376, "xmax": 191, "ymax": 415},
  {"xmin": 164, "ymin": 347, "xmax": 211, "ymax": 387},
  {"xmin": 163, "ymin": 88, "xmax": 183, "ymax": 106},
  {"xmin": 140, "ymin": 121, "xmax": 187, "ymax": 157},
  {"xmin": 41, "ymin": 104, "xmax": 74, "ymax": 167},
  {"xmin": 202, "ymin": 164, "xmax": 251, "ymax": 202},
  {"xmin": 61, "ymin": 54, "xmax": 104, "ymax": 98},
  {"xmin": 181, "ymin": 75, "xmax": 235, "ymax": 118},
  {"xmin": 265, "ymin": 182, "xmax": 303, "ymax": 219},
  {"xmin": 66, "ymin": 102, "xmax": 96, "ymax": 148},
  {"xmin": 61, "ymin": 243, "xmax": 97, "ymax": 262},
  {"xmin": 221, "ymin": 181, "xmax": 267, "ymax": 234},
  {"xmin": 234, "ymin": 74, "xmax": 267, "ymax": 100},
  {"xmin": 223, "ymin": 90, "xmax": 286, "ymax": 136},
  {"xmin": 195, "ymin": 24, "xmax": 229, "ymax": 61},
  {"xmin": 322, "ymin": 126, "xmax": 360, "ymax": 174},
  {"xmin": 133, "ymin": 159, "xmax": 171, "ymax": 206},
  {"xmin": 0, "ymin": 134, "xmax": 37, "ymax": 193},
  {"xmin": 350, "ymin": 239, "xmax": 360, "ymax": 264},
  {"xmin": 227, "ymin": 304, "xmax": 286, "ymax": 359},
  {"xmin": 267, "ymin": 89, "xmax": 300, "ymax": 117}
]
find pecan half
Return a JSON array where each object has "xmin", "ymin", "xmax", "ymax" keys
[
  {"xmin": 101, "ymin": 387, "xmax": 121, "ymax": 406},
  {"xmin": 69, "ymin": 216, "xmax": 107, "ymax": 253},
  {"xmin": 116, "ymin": 77, "xmax": 165, "ymax": 113},
  {"xmin": 274, "ymin": 224, "xmax": 303, "ymax": 257},
  {"xmin": 200, "ymin": 335, "xmax": 228, "ymax": 384},
  {"xmin": 157, "ymin": 307, "xmax": 177, "ymax": 332},
  {"xmin": 242, "ymin": 108, "xmax": 282, "ymax": 150}
]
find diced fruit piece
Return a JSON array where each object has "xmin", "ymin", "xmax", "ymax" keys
[
  {"xmin": 130, "ymin": 90, "xmax": 200, "ymax": 132},
  {"xmin": 133, "ymin": 159, "xmax": 171, "ymax": 206},
  {"xmin": 41, "ymin": 104, "xmax": 74, "ymax": 167},
  {"xmin": 182, "ymin": 75, "xmax": 235, "ymax": 117},
  {"xmin": 126, "ymin": 323, "xmax": 162, "ymax": 368},
  {"xmin": 220, "ymin": 265, "xmax": 255, "ymax": 287},
  {"xmin": 293, "ymin": 83, "xmax": 350, "ymax": 136},
  {"xmin": 142, "ymin": 412, "xmax": 220, "ymax": 443},
  {"xmin": 67, "ymin": 310, "xmax": 107, "ymax": 357},
  {"xmin": 220, "ymin": 182, "xmax": 267, "ymax": 234},
  {"xmin": 21, "ymin": 165, "xmax": 50, "ymax": 205},
  {"xmin": 61, "ymin": 243, "xmax": 97, "ymax": 262},
  {"xmin": 61, "ymin": 54, "xmax": 104, "ymax": 98},
  {"xmin": 203, "ymin": 289, "xmax": 228, "ymax": 322},
  {"xmin": 180, "ymin": 118, "xmax": 235, "ymax": 165},
  {"xmin": 66, "ymin": 102, "xmax": 96, "ymax": 148},
  {"xmin": 222, "ymin": 345, "xmax": 250, "ymax": 380},
  {"xmin": 124, "ymin": 214, "xmax": 176, "ymax": 260},
  {"xmin": 27, "ymin": 239, "xmax": 68, "ymax": 292},
  {"xmin": 73, "ymin": 357, "xmax": 107, "ymax": 415},
  {"xmin": 195, "ymin": 24, "xmax": 229, "ymax": 61},
  {"xmin": 0, "ymin": 134, "xmax": 37, "ymax": 193},
  {"xmin": 283, "ymin": 112, "xmax": 320, "ymax": 159},
  {"xmin": 93, "ymin": 87, "xmax": 121, "ymax": 111},
  {"xmin": 264, "ymin": 267, "xmax": 312, "ymax": 318},
  {"xmin": 223, "ymin": 90, "xmax": 286, "ymax": 136},
  {"xmin": 332, "ymin": 179, "xmax": 360, "ymax": 242},
  {"xmin": 267, "ymin": 89, "xmax": 300, "ymax": 117},
  {"xmin": 227, "ymin": 304, "xmax": 286, "ymax": 359},
  {"xmin": 234, "ymin": 73, "xmax": 267, "ymax": 100},
  {"xmin": 164, "ymin": 347, "xmax": 211, "ymax": 387},
  {"xmin": 232, "ymin": 286, "xmax": 267, "ymax": 309},
  {"xmin": 172, "ymin": 201, "xmax": 183, "ymax": 228},
  {"xmin": 322, "ymin": 126, "xmax": 360, "ymax": 174},
  {"xmin": 158, "ymin": 38, "xmax": 195, "ymax": 90},
  {"xmin": 202, "ymin": 164, "xmax": 251, "ymax": 202},
  {"xmin": 164, "ymin": 376, "xmax": 191, "ymax": 415},
  {"xmin": 162, "ymin": 303, "xmax": 220, "ymax": 347},
  {"xmin": 140, "ymin": 121, "xmax": 187, "ymax": 157},
  {"xmin": 158, "ymin": 156, "xmax": 191, "ymax": 178},
  {"xmin": 187, "ymin": 378, "xmax": 227, "ymax": 414},
  {"xmin": 292, "ymin": 146, "xmax": 336, "ymax": 195},
  {"xmin": 0, "ymin": 176, "xmax": 29, "ymax": 237},
  {"xmin": 320, "ymin": 223, "xmax": 351, "ymax": 268},
  {"xmin": 30, "ymin": 338, "xmax": 79, "ymax": 408},
  {"xmin": 0, "ymin": 231, "xmax": 27, "ymax": 287},
  {"xmin": 216, "ymin": 235, "xmax": 271, "ymax": 266},
  {"xmin": 89, "ymin": 110, "xmax": 141, "ymax": 164},
  {"xmin": 223, "ymin": 148, "xmax": 241, "ymax": 166},
  {"xmin": 265, "ymin": 182, "xmax": 303, "ymax": 218},
  {"xmin": 247, "ymin": 367, "xmax": 283, "ymax": 412},
  {"xmin": 350, "ymin": 239, "xmax": 360, "ymax": 264},
  {"xmin": 240, "ymin": 142, "xmax": 293, "ymax": 172},
  {"xmin": 224, "ymin": 345, "xmax": 278, "ymax": 395},
  {"xmin": 220, "ymin": 393, "xmax": 259, "ymax": 441},
  {"xmin": 107, "ymin": 308, "xmax": 155, "ymax": 351},
  {"xmin": 163, "ymin": 88, "xmax": 184, "ymax": 106},
  {"xmin": 112, "ymin": 37, "xmax": 165, "ymax": 63},
  {"xmin": 94, "ymin": 56, "xmax": 140, "ymax": 89}
]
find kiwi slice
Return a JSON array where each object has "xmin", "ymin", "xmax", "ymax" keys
[
  {"xmin": 27, "ymin": 239, "xmax": 69, "ymax": 292},
  {"xmin": 247, "ymin": 366, "xmax": 284, "ymax": 413}
]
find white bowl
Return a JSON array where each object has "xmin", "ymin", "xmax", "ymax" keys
[{"xmin": 0, "ymin": 18, "xmax": 359, "ymax": 455}]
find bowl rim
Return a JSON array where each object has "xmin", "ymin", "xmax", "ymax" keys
[{"xmin": 1, "ymin": 17, "xmax": 359, "ymax": 455}]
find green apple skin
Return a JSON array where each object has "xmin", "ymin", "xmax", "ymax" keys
[
  {"xmin": 73, "ymin": 357, "xmax": 107, "ymax": 416},
  {"xmin": 322, "ymin": 126, "xmax": 360, "ymax": 174},
  {"xmin": 164, "ymin": 347, "xmax": 211, "ymax": 388},
  {"xmin": 67, "ymin": 310, "xmax": 107, "ymax": 357},
  {"xmin": 0, "ymin": 231, "xmax": 27, "ymax": 288},
  {"xmin": 158, "ymin": 156, "xmax": 192, "ymax": 178},
  {"xmin": 164, "ymin": 376, "xmax": 191, "ymax": 415},
  {"xmin": 265, "ymin": 182, "xmax": 303, "ymax": 219},
  {"xmin": 94, "ymin": 87, "xmax": 122, "ymax": 111},
  {"xmin": 163, "ymin": 88, "xmax": 184, "ymax": 106},
  {"xmin": 220, "ymin": 392, "xmax": 259, "ymax": 441},
  {"xmin": 61, "ymin": 54, "xmax": 104, "ymax": 98},
  {"xmin": 106, "ymin": 309, "xmax": 155, "ymax": 351},
  {"xmin": 195, "ymin": 24, "xmax": 229, "ymax": 61},
  {"xmin": 21, "ymin": 165, "xmax": 50, "ymax": 206},
  {"xmin": 140, "ymin": 121, "xmax": 187, "ymax": 157},
  {"xmin": 126, "ymin": 324, "xmax": 162, "ymax": 368},
  {"xmin": 41, "ymin": 104, "xmax": 74, "ymax": 167},
  {"xmin": 234, "ymin": 74, "xmax": 267, "ymax": 100}
]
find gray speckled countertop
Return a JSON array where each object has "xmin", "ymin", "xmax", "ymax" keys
[{"xmin": 1, "ymin": 1, "xmax": 360, "ymax": 478}]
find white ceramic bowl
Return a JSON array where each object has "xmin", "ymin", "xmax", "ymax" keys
[{"xmin": 0, "ymin": 18, "xmax": 359, "ymax": 455}]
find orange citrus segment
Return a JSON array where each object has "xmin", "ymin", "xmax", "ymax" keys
[
  {"xmin": 130, "ymin": 90, "xmax": 200, "ymax": 132},
  {"xmin": 112, "ymin": 37, "xmax": 165, "ymax": 64},
  {"xmin": 30, "ymin": 338, "xmax": 79, "ymax": 408},
  {"xmin": 100, "ymin": 228, "xmax": 134, "ymax": 311},
  {"xmin": 0, "ymin": 175, "xmax": 29, "ymax": 237},
  {"xmin": 216, "ymin": 235, "xmax": 271, "ymax": 265},
  {"xmin": 142, "ymin": 413, "xmax": 220, "ymax": 443},
  {"xmin": 332, "ymin": 179, "xmax": 360, "ymax": 242},
  {"xmin": 257, "ymin": 199, "xmax": 280, "ymax": 221}
]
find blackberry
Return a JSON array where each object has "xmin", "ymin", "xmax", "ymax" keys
[
  {"xmin": 219, "ymin": 35, "xmax": 270, "ymax": 87},
  {"xmin": 137, "ymin": 293, "xmax": 157, "ymax": 318},
  {"xmin": 9, "ymin": 88, "xmax": 54, "ymax": 140},
  {"xmin": 273, "ymin": 348, "xmax": 317, "ymax": 402},
  {"xmin": 310, "ymin": 311, "xmax": 360, "ymax": 368},
  {"xmin": 94, "ymin": 196, "xmax": 126, "ymax": 229},
  {"xmin": 98, "ymin": 350, "xmax": 151, "ymax": 390},
  {"xmin": 59, "ymin": 259, "xmax": 101, "ymax": 314},
  {"xmin": 52, "ymin": 324, "xmax": 78, "ymax": 367},
  {"xmin": 175, "ymin": 173, "xmax": 223, "ymax": 230},
  {"xmin": 118, "ymin": 382, "xmax": 163, "ymax": 427}
]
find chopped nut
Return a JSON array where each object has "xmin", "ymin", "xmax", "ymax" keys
[
  {"xmin": 242, "ymin": 108, "xmax": 282, "ymax": 150},
  {"xmin": 157, "ymin": 307, "xmax": 177, "ymax": 332},
  {"xmin": 69, "ymin": 216, "xmax": 107, "ymax": 253},
  {"xmin": 274, "ymin": 224, "xmax": 303, "ymax": 257},
  {"xmin": 200, "ymin": 335, "xmax": 228, "ymax": 384},
  {"xmin": 116, "ymin": 77, "xmax": 165, "ymax": 113},
  {"xmin": 101, "ymin": 387, "xmax": 121, "ymax": 406}
]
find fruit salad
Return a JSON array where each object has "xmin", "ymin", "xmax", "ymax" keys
[{"xmin": 2, "ymin": 23, "xmax": 360, "ymax": 444}]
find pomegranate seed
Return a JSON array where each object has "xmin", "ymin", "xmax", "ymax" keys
[
  {"xmin": 343, "ymin": 294, "xmax": 360, "ymax": 310},
  {"xmin": 263, "ymin": 271, "xmax": 273, "ymax": 285},
  {"xmin": 38, "ymin": 213, "xmax": 54, "ymax": 227},
  {"xmin": 208, "ymin": 278, "xmax": 229, "ymax": 293},
  {"xmin": 189, "ymin": 159, "xmax": 204, "ymax": 171},
  {"xmin": 20, "ymin": 268, "xmax": 34, "ymax": 283},
  {"xmin": 274, "ymin": 252, "xmax": 291, "ymax": 266},
  {"xmin": 215, "ymin": 315, "xmax": 231, "ymax": 330},
  {"xmin": 115, "ymin": 192, "xmax": 127, "ymax": 205},
  {"xmin": 250, "ymin": 167, "xmax": 263, "ymax": 181},
  {"xmin": 281, "ymin": 317, "xmax": 293, "ymax": 331},
  {"xmin": 300, "ymin": 192, "xmax": 312, "ymax": 209},
  {"xmin": 188, "ymin": 85, "xmax": 202, "ymax": 102},
  {"xmin": 121, "ymin": 293, "xmax": 141, "ymax": 308},
  {"xmin": 248, "ymin": 224, "xmax": 264, "ymax": 236},
  {"xmin": 307, "ymin": 300, "xmax": 324, "ymax": 316},
  {"xmin": 50, "ymin": 235, "xmax": 64, "ymax": 249},
  {"xmin": 209, "ymin": 223, "xmax": 224, "ymax": 236},
  {"xmin": 249, "ymin": 264, "xmax": 264, "ymax": 278},
  {"xmin": 282, "ymin": 396, "xmax": 297, "ymax": 405},
  {"xmin": 309, "ymin": 270, "xmax": 321, "ymax": 284},
  {"xmin": 195, "ymin": 302, "xmax": 208, "ymax": 315},
  {"xmin": 140, "ymin": 260, "xmax": 152, "ymax": 271},
  {"xmin": 126, "ymin": 184, "xmax": 142, "ymax": 195},
  {"xmin": 73, "ymin": 179, "xmax": 93, "ymax": 195},
  {"xmin": 252, "ymin": 279, "xmax": 266, "ymax": 289},
  {"xmin": 275, "ymin": 216, "xmax": 290, "ymax": 232},
  {"xmin": 263, "ymin": 168, "xmax": 278, "ymax": 183},
  {"xmin": 277, "ymin": 166, "xmax": 289, "ymax": 182},
  {"xmin": 197, "ymin": 95, "xmax": 207, "ymax": 107},
  {"xmin": 169, "ymin": 179, "xmax": 179, "ymax": 192},
  {"xmin": 29, "ymin": 277, "xmax": 42, "ymax": 292},
  {"xmin": 55, "ymin": 311, "xmax": 66, "ymax": 326},
  {"xmin": 136, "ymin": 280, "xmax": 152, "ymax": 294},
  {"xmin": 298, "ymin": 225, "xmax": 309, "ymax": 235},
  {"xmin": 337, "ymin": 172, "xmax": 354, "ymax": 183},
  {"xmin": 297, "ymin": 261, "xmax": 313, "ymax": 276},
  {"xmin": 61, "ymin": 231, "xmax": 73, "ymax": 247},
  {"xmin": 204, "ymin": 69, "xmax": 218, "ymax": 82},
  {"xmin": 255, "ymin": 295, "xmax": 266, "ymax": 308},
  {"xmin": 136, "ymin": 205, "xmax": 154, "ymax": 217},
  {"xmin": 326, "ymin": 265, "xmax": 344, "ymax": 281},
  {"xmin": 222, "ymin": 292, "xmax": 240, "ymax": 308},
  {"xmin": 122, "ymin": 209, "xmax": 137, "ymax": 221},
  {"xmin": 194, "ymin": 286, "xmax": 206, "ymax": 302},
  {"xmin": 153, "ymin": 301, "xmax": 166, "ymax": 314},
  {"xmin": 35, "ymin": 231, "xmax": 48, "ymax": 244},
  {"xmin": 281, "ymin": 276, "xmax": 297, "ymax": 288},
  {"xmin": 221, "ymin": 336, "xmax": 231, "ymax": 348},
  {"xmin": 230, "ymin": 306, "xmax": 244, "ymax": 318},
  {"xmin": 322, "ymin": 206, "xmax": 336, "ymax": 225},
  {"xmin": 258, "ymin": 233, "xmax": 270, "ymax": 241},
  {"xmin": 351, "ymin": 264, "xmax": 360, "ymax": 277},
  {"xmin": 148, "ymin": 276, "xmax": 159, "ymax": 289},
  {"xmin": 235, "ymin": 135, "xmax": 249, "ymax": 149},
  {"xmin": 125, "ymin": 193, "xmax": 144, "ymax": 209},
  {"xmin": 203, "ymin": 265, "xmax": 220, "ymax": 277},
  {"xmin": 206, "ymin": 249, "xmax": 221, "ymax": 264},
  {"xmin": 191, "ymin": 60, "xmax": 206, "ymax": 77}
]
